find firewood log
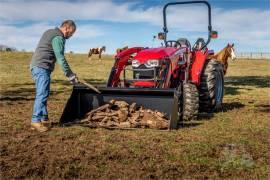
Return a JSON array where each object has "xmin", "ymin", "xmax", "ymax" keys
[
  {"xmin": 101, "ymin": 116, "xmax": 110, "ymax": 123},
  {"xmin": 106, "ymin": 121, "xmax": 118, "ymax": 127},
  {"xmin": 155, "ymin": 111, "xmax": 165, "ymax": 118},
  {"xmin": 109, "ymin": 99, "xmax": 116, "ymax": 105},
  {"xmin": 114, "ymin": 101, "xmax": 129, "ymax": 108},
  {"xmin": 118, "ymin": 122, "xmax": 131, "ymax": 128},
  {"xmin": 86, "ymin": 104, "xmax": 111, "ymax": 116},
  {"xmin": 111, "ymin": 116, "xmax": 120, "ymax": 122},
  {"xmin": 91, "ymin": 115, "xmax": 106, "ymax": 121},
  {"xmin": 85, "ymin": 121, "xmax": 98, "ymax": 128},
  {"xmin": 149, "ymin": 120, "xmax": 168, "ymax": 130},
  {"xmin": 117, "ymin": 109, "xmax": 129, "ymax": 122},
  {"xmin": 129, "ymin": 103, "xmax": 136, "ymax": 113},
  {"xmin": 105, "ymin": 112, "xmax": 118, "ymax": 117},
  {"xmin": 95, "ymin": 112, "xmax": 107, "ymax": 116},
  {"xmin": 129, "ymin": 112, "xmax": 140, "ymax": 123}
]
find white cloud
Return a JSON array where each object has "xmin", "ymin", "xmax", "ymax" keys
[
  {"xmin": 0, "ymin": 23, "xmax": 52, "ymax": 50},
  {"xmin": 73, "ymin": 25, "xmax": 105, "ymax": 39},
  {"xmin": 213, "ymin": 8, "xmax": 270, "ymax": 51},
  {"xmin": 0, "ymin": 0, "xmax": 269, "ymax": 52},
  {"xmin": 0, "ymin": 0, "xmax": 160, "ymax": 23},
  {"xmin": 0, "ymin": 23, "xmax": 104, "ymax": 51}
]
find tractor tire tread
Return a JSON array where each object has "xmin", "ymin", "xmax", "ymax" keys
[
  {"xmin": 183, "ymin": 83, "xmax": 199, "ymax": 121},
  {"xmin": 199, "ymin": 60, "xmax": 224, "ymax": 112}
]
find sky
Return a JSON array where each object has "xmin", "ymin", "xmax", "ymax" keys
[{"xmin": 0, "ymin": 0, "xmax": 269, "ymax": 54}]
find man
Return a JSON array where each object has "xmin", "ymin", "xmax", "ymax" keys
[{"xmin": 30, "ymin": 20, "xmax": 78, "ymax": 132}]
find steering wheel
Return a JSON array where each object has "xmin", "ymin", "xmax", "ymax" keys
[{"xmin": 165, "ymin": 40, "xmax": 182, "ymax": 48}]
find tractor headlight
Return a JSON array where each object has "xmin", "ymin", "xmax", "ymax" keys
[
  {"xmin": 132, "ymin": 60, "xmax": 140, "ymax": 67},
  {"xmin": 145, "ymin": 59, "xmax": 159, "ymax": 68}
]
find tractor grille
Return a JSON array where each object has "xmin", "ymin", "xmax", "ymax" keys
[{"xmin": 133, "ymin": 65, "xmax": 155, "ymax": 79}]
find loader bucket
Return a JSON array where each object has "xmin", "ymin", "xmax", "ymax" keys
[{"xmin": 60, "ymin": 85, "xmax": 179, "ymax": 129}]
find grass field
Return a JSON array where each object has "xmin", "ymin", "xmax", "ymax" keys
[{"xmin": 0, "ymin": 52, "xmax": 269, "ymax": 179}]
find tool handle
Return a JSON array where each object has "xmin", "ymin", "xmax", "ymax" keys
[{"xmin": 79, "ymin": 79, "xmax": 101, "ymax": 94}]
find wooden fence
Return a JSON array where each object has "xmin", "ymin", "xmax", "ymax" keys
[{"xmin": 237, "ymin": 52, "xmax": 270, "ymax": 59}]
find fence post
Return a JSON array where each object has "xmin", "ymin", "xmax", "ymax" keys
[{"xmin": 237, "ymin": 52, "xmax": 270, "ymax": 59}]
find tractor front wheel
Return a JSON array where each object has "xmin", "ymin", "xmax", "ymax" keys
[
  {"xmin": 199, "ymin": 60, "xmax": 224, "ymax": 112},
  {"xmin": 182, "ymin": 83, "xmax": 199, "ymax": 121}
]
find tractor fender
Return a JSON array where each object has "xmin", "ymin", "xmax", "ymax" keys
[{"xmin": 190, "ymin": 50, "xmax": 209, "ymax": 85}]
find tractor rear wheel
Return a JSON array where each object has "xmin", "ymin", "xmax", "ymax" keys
[
  {"xmin": 182, "ymin": 83, "xmax": 199, "ymax": 121},
  {"xmin": 199, "ymin": 60, "xmax": 224, "ymax": 112}
]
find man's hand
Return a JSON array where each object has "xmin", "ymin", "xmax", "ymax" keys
[{"xmin": 68, "ymin": 73, "xmax": 79, "ymax": 85}]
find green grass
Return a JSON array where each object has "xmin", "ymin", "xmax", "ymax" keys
[{"xmin": 0, "ymin": 52, "xmax": 270, "ymax": 179}]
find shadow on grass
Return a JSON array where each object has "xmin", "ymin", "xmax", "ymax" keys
[
  {"xmin": 225, "ymin": 76, "xmax": 269, "ymax": 88},
  {"xmin": 0, "ymin": 96, "xmax": 35, "ymax": 101},
  {"xmin": 198, "ymin": 113, "xmax": 214, "ymax": 120},
  {"xmin": 4, "ymin": 78, "xmax": 106, "ymax": 88},
  {"xmin": 0, "ymin": 87, "xmax": 65, "ymax": 101},
  {"xmin": 254, "ymin": 104, "xmax": 270, "ymax": 113},
  {"xmin": 83, "ymin": 78, "xmax": 107, "ymax": 86},
  {"xmin": 225, "ymin": 86, "xmax": 252, "ymax": 96},
  {"xmin": 0, "ymin": 87, "xmax": 36, "ymax": 101},
  {"xmin": 220, "ymin": 102, "xmax": 245, "ymax": 112},
  {"xmin": 225, "ymin": 76, "xmax": 270, "ymax": 95},
  {"xmin": 196, "ymin": 102, "xmax": 245, "ymax": 121},
  {"xmin": 0, "ymin": 78, "xmax": 107, "ymax": 102},
  {"xmin": 180, "ymin": 121, "xmax": 203, "ymax": 128}
]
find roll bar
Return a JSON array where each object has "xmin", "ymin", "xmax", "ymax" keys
[{"xmin": 162, "ymin": 1, "xmax": 213, "ymax": 49}]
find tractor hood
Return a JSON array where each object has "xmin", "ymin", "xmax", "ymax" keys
[{"xmin": 134, "ymin": 47, "xmax": 178, "ymax": 62}]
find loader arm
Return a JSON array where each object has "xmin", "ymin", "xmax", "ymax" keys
[{"xmin": 107, "ymin": 47, "xmax": 144, "ymax": 87}]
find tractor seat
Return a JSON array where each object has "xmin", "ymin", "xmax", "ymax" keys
[
  {"xmin": 193, "ymin": 38, "xmax": 206, "ymax": 51},
  {"xmin": 176, "ymin": 38, "xmax": 191, "ymax": 49}
]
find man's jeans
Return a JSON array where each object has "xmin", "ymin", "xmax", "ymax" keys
[{"xmin": 31, "ymin": 66, "xmax": 51, "ymax": 123}]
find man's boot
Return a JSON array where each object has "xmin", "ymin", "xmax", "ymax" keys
[{"xmin": 31, "ymin": 122, "xmax": 49, "ymax": 132}]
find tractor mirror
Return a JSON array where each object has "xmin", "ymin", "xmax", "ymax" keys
[
  {"xmin": 158, "ymin": 32, "xmax": 165, "ymax": 40},
  {"xmin": 211, "ymin": 31, "xmax": 218, "ymax": 39}
]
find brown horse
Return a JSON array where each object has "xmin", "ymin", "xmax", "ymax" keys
[
  {"xmin": 208, "ymin": 43, "xmax": 236, "ymax": 75},
  {"xmin": 88, "ymin": 46, "xmax": 106, "ymax": 61},
  {"xmin": 116, "ymin": 46, "xmax": 128, "ymax": 54}
]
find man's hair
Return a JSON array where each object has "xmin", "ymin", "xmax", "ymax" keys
[{"xmin": 60, "ymin": 20, "xmax": 76, "ymax": 30}]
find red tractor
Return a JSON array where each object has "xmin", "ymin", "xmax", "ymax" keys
[{"xmin": 61, "ymin": 1, "xmax": 224, "ymax": 129}]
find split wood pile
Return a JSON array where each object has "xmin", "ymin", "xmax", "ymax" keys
[{"xmin": 80, "ymin": 100, "xmax": 169, "ymax": 129}]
